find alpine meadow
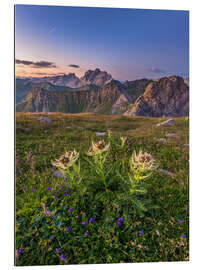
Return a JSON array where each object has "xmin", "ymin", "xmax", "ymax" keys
[{"xmin": 15, "ymin": 5, "xmax": 189, "ymax": 266}]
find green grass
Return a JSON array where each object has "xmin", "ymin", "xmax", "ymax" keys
[{"xmin": 15, "ymin": 113, "xmax": 189, "ymax": 265}]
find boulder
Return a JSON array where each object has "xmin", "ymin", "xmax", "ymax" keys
[
  {"xmin": 39, "ymin": 116, "xmax": 52, "ymax": 123},
  {"xmin": 156, "ymin": 119, "xmax": 174, "ymax": 127}
]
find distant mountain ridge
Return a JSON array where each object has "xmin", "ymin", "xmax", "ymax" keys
[{"xmin": 16, "ymin": 68, "xmax": 189, "ymax": 117}]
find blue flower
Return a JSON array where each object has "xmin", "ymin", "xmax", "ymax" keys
[
  {"xmin": 65, "ymin": 177, "xmax": 68, "ymax": 182},
  {"xmin": 32, "ymin": 187, "xmax": 36, "ymax": 191},
  {"xmin": 117, "ymin": 221, "xmax": 122, "ymax": 226},
  {"xmin": 18, "ymin": 249, "xmax": 23, "ymax": 255},
  {"xmin": 177, "ymin": 219, "xmax": 183, "ymax": 223},
  {"xmin": 84, "ymin": 231, "xmax": 89, "ymax": 237},
  {"xmin": 82, "ymin": 221, "xmax": 87, "ymax": 226},
  {"xmin": 65, "ymin": 192, "xmax": 69, "ymax": 196},
  {"xmin": 69, "ymin": 207, "xmax": 73, "ymax": 212},
  {"xmin": 89, "ymin": 217, "xmax": 94, "ymax": 223},
  {"xmin": 139, "ymin": 230, "xmax": 144, "ymax": 235},
  {"xmin": 181, "ymin": 234, "xmax": 186, "ymax": 238},
  {"xmin": 118, "ymin": 217, "xmax": 123, "ymax": 222},
  {"xmin": 54, "ymin": 195, "xmax": 58, "ymax": 199},
  {"xmin": 67, "ymin": 226, "xmax": 71, "ymax": 232},
  {"xmin": 47, "ymin": 187, "xmax": 51, "ymax": 190},
  {"xmin": 60, "ymin": 254, "xmax": 66, "ymax": 260},
  {"xmin": 56, "ymin": 248, "xmax": 61, "ymax": 253},
  {"xmin": 23, "ymin": 186, "xmax": 27, "ymax": 190}
]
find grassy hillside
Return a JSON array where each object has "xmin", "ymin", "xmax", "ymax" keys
[{"xmin": 15, "ymin": 113, "xmax": 189, "ymax": 265}]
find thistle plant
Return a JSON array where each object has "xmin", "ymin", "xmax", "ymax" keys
[
  {"xmin": 86, "ymin": 140, "xmax": 110, "ymax": 192},
  {"xmin": 52, "ymin": 149, "xmax": 82, "ymax": 187},
  {"xmin": 128, "ymin": 149, "xmax": 157, "ymax": 194}
]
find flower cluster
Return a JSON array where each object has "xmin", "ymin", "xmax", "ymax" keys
[
  {"xmin": 52, "ymin": 150, "xmax": 79, "ymax": 170},
  {"xmin": 87, "ymin": 140, "xmax": 110, "ymax": 156},
  {"xmin": 130, "ymin": 149, "xmax": 156, "ymax": 172},
  {"xmin": 117, "ymin": 217, "xmax": 123, "ymax": 227}
]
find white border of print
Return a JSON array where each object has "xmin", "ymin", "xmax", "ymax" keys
[{"xmin": 0, "ymin": 0, "xmax": 203, "ymax": 270}]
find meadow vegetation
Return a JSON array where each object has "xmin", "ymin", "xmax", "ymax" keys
[{"xmin": 15, "ymin": 113, "xmax": 189, "ymax": 265}]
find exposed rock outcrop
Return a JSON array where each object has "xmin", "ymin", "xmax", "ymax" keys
[{"xmin": 124, "ymin": 76, "xmax": 189, "ymax": 117}]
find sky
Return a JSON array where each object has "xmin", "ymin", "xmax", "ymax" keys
[{"xmin": 15, "ymin": 5, "xmax": 189, "ymax": 80}]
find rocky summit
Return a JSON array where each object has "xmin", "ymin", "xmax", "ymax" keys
[
  {"xmin": 16, "ymin": 72, "xmax": 189, "ymax": 117},
  {"xmin": 124, "ymin": 76, "xmax": 189, "ymax": 117}
]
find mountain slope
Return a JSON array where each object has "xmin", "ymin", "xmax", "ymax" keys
[{"xmin": 124, "ymin": 76, "xmax": 189, "ymax": 117}]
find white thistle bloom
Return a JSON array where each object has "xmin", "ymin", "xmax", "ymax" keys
[
  {"xmin": 130, "ymin": 149, "xmax": 156, "ymax": 171},
  {"xmin": 87, "ymin": 140, "xmax": 110, "ymax": 156},
  {"xmin": 51, "ymin": 149, "xmax": 79, "ymax": 170}
]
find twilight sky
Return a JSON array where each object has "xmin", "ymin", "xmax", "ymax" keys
[{"xmin": 15, "ymin": 5, "xmax": 189, "ymax": 80}]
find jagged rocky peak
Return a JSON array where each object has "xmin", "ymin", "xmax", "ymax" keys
[
  {"xmin": 80, "ymin": 68, "xmax": 112, "ymax": 87},
  {"xmin": 124, "ymin": 75, "xmax": 189, "ymax": 117}
]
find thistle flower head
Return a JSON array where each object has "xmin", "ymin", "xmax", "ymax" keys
[
  {"xmin": 87, "ymin": 140, "xmax": 110, "ymax": 156},
  {"xmin": 130, "ymin": 149, "xmax": 156, "ymax": 171},
  {"xmin": 51, "ymin": 149, "xmax": 79, "ymax": 170}
]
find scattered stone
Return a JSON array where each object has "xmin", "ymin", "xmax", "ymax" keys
[
  {"xmin": 44, "ymin": 130, "xmax": 48, "ymax": 133},
  {"xmin": 66, "ymin": 126, "xmax": 71, "ymax": 129},
  {"xmin": 156, "ymin": 119, "xmax": 174, "ymax": 127},
  {"xmin": 156, "ymin": 138, "xmax": 167, "ymax": 143},
  {"xmin": 39, "ymin": 116, "xmax": 52, "ymax": 123},
  {"xmin": 184, "ymin": 144, "xmax": 189, "ymax": 147},
  {"xmin": 96, "ymin": 132, "xmax": 106, "ymax": 136},
  {"xmin": 165, "ymin": 133, "xmax": 180, "ymax": 139},
  {"xmin": 25, "ymin": 128, "xmax": 31, "ymax": 131},
  {"xmin": 53, "ymin": 170, "xmax": 65, "ymax": 178},
  {"xmin": 158, "ymin": 168, "xmax": 176, "ymax": 177}
]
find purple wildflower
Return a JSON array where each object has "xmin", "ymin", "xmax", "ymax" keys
[
  {"xmin": 117, "ymin": 221, "xmax": 122, "ymax": 227},
  {"xmin": 60, "ymin": 254, "xmax": 66, "ymax": 260},
  {"xmin": 139, "ymin": 230, "xmax": 144, "ymax": 235},
  {"xmin": 47, "ymin": 187, "xmax": 51, "ymax": 190},
  {"xmin": 64, "ymin": 177, "xmax": 68, "ymax": 182},
  {"xmin": 69, "ymin": 207, "xmax": 73, "ymax": 212},
  {"xmin": 177, "ymin": 219, "xmax": 183, "ymax": 223},
  {"xmin": 118, "ymin": 217, "xmax": 123, "ymax": 222},
  {"xmin": 54, "ymin": 195, "xmax": 58, "ymax": 199},
  {"xmin": 181, "ymin": 234, "xmax": 186, "ymax": 238},
  {"xmin": 67, "ymin": 226, "xmax": 71, "ymax": 232},
  {"xmin": 82, "ymin": 221, "xmax": 87, "ymax": 226},
  {"xmin": 56, "ymin": 248, "xmax": 61, "ymax": 253},
  {"xmin": 65, "ymin": 192, "xmax": 69, "ymax": 196},
  {"xmin": 23, "ymin": 186, "xmax": 27, "ymax": 190},
  {"xmin": 18, "ymin": 249, "xmax": 23, "ymax": 255},
  {"xmin": 61, "ymin": 186, "xmax": 65, "ymax": 190},
  {"xmin": 84, "ymin": 231, "xmax": 89, "ymax": 237},
  {"xmin": 32, "ymin": 187, "xmax": 36, "ymax": 191},
  {"xmin": 89, "ymin": 217, "xmax": 94, "ymax": 223}
]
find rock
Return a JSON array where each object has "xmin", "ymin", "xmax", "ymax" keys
[
  {"xmin": 165, "ymin": 133, "xmax": 180, "ymax": 139},
  {"xmin": 96, "ymin": 132, "xmax": 106, "ymax": 136},
  {"xmin": 53, "ymin": 170, "xmax": 65, "ymax": 178},
  {"xmin": 156, "ymin": 138, "xmax": 167, "ymax": 143},
  {"xmin": 158, "ymin": 168, "xmax": 175, "ymax": 177},
  {"xmin": 124, "ymin": 76, "xmax": 189, "ymax": 117},
  {"xmin": 25, "ymin": 128, "xmax": 31, "ymax": 131},
  {"xmin": 66, "ymin": 126, "xmax": 71, "ymax": 129},
  {"xmin": 39, "ymin": 116, "xmax": 52, "ymax": 123},
  {"xmin": 156, "ymin": 119, "xmax": 174, "ymax": 127}
]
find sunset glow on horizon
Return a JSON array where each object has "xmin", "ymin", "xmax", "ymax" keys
[{"xmin": 15, "ymin": 5, "xmax": 189, "ymax": 80}]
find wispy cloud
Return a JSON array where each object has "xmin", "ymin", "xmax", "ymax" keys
[
  {"xmin": 49, "ymin": 26, "xmax": 56, "ymax": 33},
  {"xmin": 15, "ymin": 59, "xmax": 57, "ymax": 68},
  {"xmin": 146, "ymin": 67, "xmax": 165, "ymax": 74},
  {"xmin": 69, "ymin": 64, "xmax": 80, "ymax": 68}
]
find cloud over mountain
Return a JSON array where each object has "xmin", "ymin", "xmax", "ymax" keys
[
  {"xmin": 146, "ymin": 67, "xmax": 165, "ymax": 74},
  {"xmin": 69, "ymin": 64, "xmax": 80, "ymax": 68},
  {"xmin": 15, "ymin": 59, "xmax": 57, "ymax": 68}
]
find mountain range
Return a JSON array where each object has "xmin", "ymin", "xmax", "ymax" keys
[{"xmin": 16, "ymin": 68, "xmax": 189, "ymax": 117}]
